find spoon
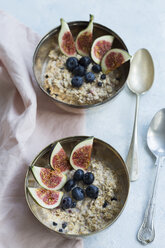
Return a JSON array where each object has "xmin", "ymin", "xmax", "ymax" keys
[
  {"xmin": 137, "ymin": 109, "xmax": 165, "ymax": 245},
  {"xmin": 126, "ymin": 48, "xmax": 154, "ymax": 181}
]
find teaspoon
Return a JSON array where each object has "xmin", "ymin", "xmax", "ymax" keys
[
  {"xmin": 137, "ymin": 108, "xmax": 165, "ymax": 244},
  {"xmin": 126, "ymin": 48, "xmax": 154, "ymax": 181}
]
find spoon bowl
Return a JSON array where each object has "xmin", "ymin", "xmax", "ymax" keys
[
  {"xmin": 137, "ymin": 109, "xmax": 165, "ymax": 245},
  {"xmin": 147, "ymin": 109, "xmax": 165, "ymax": 157},
  {"xmin": 126, "ymin": 48, "xmax": 154, "ymax": 181},
  {"xmin": 127, "ymin": 48, "xmax": 154, "ymax": 95}
]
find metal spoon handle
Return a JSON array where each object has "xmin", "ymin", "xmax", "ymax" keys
[
  {"xmin": 137, "ymin": 157, "xmax": 163, "ymax": 245},
  {"xmin": 126, "ymin": 94, "xmax": 139, "ymax": 181}
]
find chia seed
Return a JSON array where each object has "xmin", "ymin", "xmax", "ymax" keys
[
  {"xmin": 116, "ymin": 73, "xmax": 121, "ymax": 80},
  {"xmin": 102, "ymin": 201, "xmax": 108, "ymax": 208},
  {"xmin": 52, "ymin": 222, "xmax": 57, "ymax": 226},
  {"xmin": 59, "ymin": 229, "xmax": 63, "ymax": 232},
  {"xmin": 47, "ymin": 88, "xmax": 51, "ymax": 94},
  {"xmin": 111, "ymin": 196, "xmax": 117, "ymax": 201},
  {"xmin": 71, "ymin": 202, "xmax": 76, "ymax": 208},
  {"xmin": 45, "ymin": 74, "xmax": 49, "ymax": 78}
]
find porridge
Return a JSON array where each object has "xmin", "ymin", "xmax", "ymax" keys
[
  {"xmin": 43, "ymin": 48, "xmax": 121, "ymax": 105},
  {"xmin": 37, "ymin": 15, "xmax": 131, "ymax": 106},
  {"xmin": 31, "ymin": 158, "xmax": 121, "ymax": 235}
]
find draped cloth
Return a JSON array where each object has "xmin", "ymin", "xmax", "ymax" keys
[{"xmin": 0, "ymin": 10, "xmax": 84, "ymax": 248}]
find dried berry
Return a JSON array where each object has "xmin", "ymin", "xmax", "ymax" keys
[{"xmin": 62, "ymin": 222, "xmax": 67, "ymax": 229}]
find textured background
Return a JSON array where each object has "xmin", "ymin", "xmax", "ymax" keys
[{"xmin": 1, "ymin": 0, "xmax": 165, "ymax": 247}]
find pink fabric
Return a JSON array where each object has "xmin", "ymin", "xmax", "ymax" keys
[{"xmin": 0, "ymin": 11, "xmax": 84, "ymax": 248}]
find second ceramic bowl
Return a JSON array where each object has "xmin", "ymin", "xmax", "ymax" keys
[{"xmin": 25, "ymin": 136, "xmax": 129, "ymax": 238}]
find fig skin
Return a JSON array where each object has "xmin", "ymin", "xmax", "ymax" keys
[
  {"xmin": 91, "ymin": 35, "xmax": 114, "ymax": 64},
  {"xmin": 70, "ymin": 137, "xmax": 94, "ymax": 170},
  {"xmin": 50, "ymin": 142, "xmax": 71, "ymax": 174},
  {"xmin": 31, "ymin": 166, "xmax": 67, "ymax": 190},
  {"xmin": 58, "ymin": 18, "xmax": 76, "ymax": 56},
  {"xmin": 76, "ymin": 14, "xmax": 94, "ymax": 56},
  {"xmin": 28, "ymin": 187, "xmax": 63, "ymax": 209},
  {"xmin": 101, "ymin": 48, "xmax": 131, "ymax": 74}
]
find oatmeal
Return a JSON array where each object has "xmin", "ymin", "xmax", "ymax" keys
[
  {"xmin": 31, "ymin": 158, "xmax": 121, "ymax": 235},
  {"xmin": 43, "ymin": 48, "xmax": 121, "ymax": 105}
]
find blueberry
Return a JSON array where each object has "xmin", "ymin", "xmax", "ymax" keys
[
  {"xmin": 71, "ymin": 76, "xmax": 83, "ymax": 88},
  {"xmin": 85, "ymin": 72, "xmax": 95, "ymax": 83},
  {"xmin": 59, "ymin": 229, "xmax": 63, "ymax": 232},
  {"xmin": 71, "ymin": 201, "xmax": 77, "ymax": 208},
  {"xmin": 72, "ymin": 65, "xmax": 86, "ymax": 76},
  {"xmin": 102, "ymin": 201, "xmax": 108, "ymax": 208},
  {"xmin": 98, "ymin": 82, "xmax": 103, "ymax": 87},
  {"xmin": 52, "ymin": 221, "xmax": 57, "ymax": 226},
  {"xmin": 92, "ymin": 64, "xmax": 101, "ymax": 73},
  {"xmin": 73, "ymin": 169, "xmax": 84, "ymax": 181},
  {"xmin": 66, "ymin": 57, "xmax": 78, "ymax": 71},
  {"xmin": 62, "ymin": 222, "xmax": 67, "ymax": 229},
  {"xmin": 79, "ymin": 56, "xmax": 91, "ymax": 68},
  {"xmin": 61, "ymin": 197, "xmax": 72, "ymax": 209},
  {"xmin": 72, "ymin": 187, "xmax": 85, "ymax": 201},
  {"xmin": 86, "ymin": 185, "xmax": 99, "ymax": 199},
  {"xmin": 64, "ymin": 179, "xmax": 76, "ymax": 192},
  {"xmin": 83, "ymin": 172, "xmax": 94, "ymax": 185},
  {"xmin": 100, "ymin": 74, "xmax": 106, "ymax": 80}
]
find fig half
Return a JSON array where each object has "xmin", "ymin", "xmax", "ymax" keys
[
  {"xmin": 50, "ymin": 142, "xmax": 71, "ymax": 174},
  {"xmin": 101, "ymin": 48, "xmax": 131, "ymax": 74},
  {"xmin": 58, "ymin": 18, "xmax": 76, "ymax": 56},
  {"xmin": 70, "ymin": 137, "xmax": 94, "ymax": 170},
  {"xmin": 91, "ymin": 35, "xmax": 114, "ymax": 64},
  {"xmin": 31, "ymin": 166, "xmax": 67, "ymax": 190},
  {"xmin": 76, "ymin": 14, "xmax": 94, "ymax": 56},
  {"xmin": 28, "ymin": 187, "xmax": 63, "ymax": 209}
]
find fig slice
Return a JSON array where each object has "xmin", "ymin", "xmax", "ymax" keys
[
  {"xmin": 28, "ymin": 187, "xmax": 63, "ymax": 209},
  {"xmin": 31, "ymin": 166, "xmax": 67, "ymax": 190},
  {"xmin": 91, "ymin": 35, "xmax": 114, "ymax": 64},
  {"xmin": 58, "ymin": 18, "xmax": 76, "ymax": 56},
  {"xmin": 70, "ymin": 137, "xmax": 94, "ymax": 170},
  {"xmin": 50, "ymin": 142, "xmax": 71, "ymax": 174},
  {"xmin": 75, "ymin": 14, "xmax": 94, "ymax": 56},
  {"xmin": 101, "ymin": 48, "xmax": 131, "ymax": 74}
]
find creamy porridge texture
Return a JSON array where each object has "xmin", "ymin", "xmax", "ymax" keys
[
  {"xmin": 31, "ymin": 158, "xmax": 121, "ymax": 235},
  {"xmin": 43, "ymin": 48, "xmax": 121, "ymax": 105}
]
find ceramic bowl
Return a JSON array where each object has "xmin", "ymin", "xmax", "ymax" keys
[
  {"xmin": 33, "ymin": 21, "xmax": 130, "ymax": 114},
  {"xmin": 25, "ymin": 136, "xmax": 129, "ymax": 238}
]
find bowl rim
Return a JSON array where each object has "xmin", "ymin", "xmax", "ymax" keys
[
  {"xmin": 33, "ymin": 21, "xmax": 130, "ymax": 110},
  {"xmin": 24, "ymin": 135, "xmax": 130, "ymax": 238}
]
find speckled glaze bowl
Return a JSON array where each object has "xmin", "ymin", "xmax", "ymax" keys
[
  {"xmin": 33, "ymin": 21, "xmax": 130, "ymax": 114},
  {"xmin": 25, "ymin": 136, "xmax": 129, "ymax": 238}
]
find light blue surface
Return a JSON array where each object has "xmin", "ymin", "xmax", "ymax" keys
[{"xmin": 1, "ymin": 0, "xmax": 165, "ymax": 247}]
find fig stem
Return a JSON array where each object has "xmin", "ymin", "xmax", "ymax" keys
[{"xmin": 89, "ymin": 14, "xmax": 94, "ymax": 22}]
